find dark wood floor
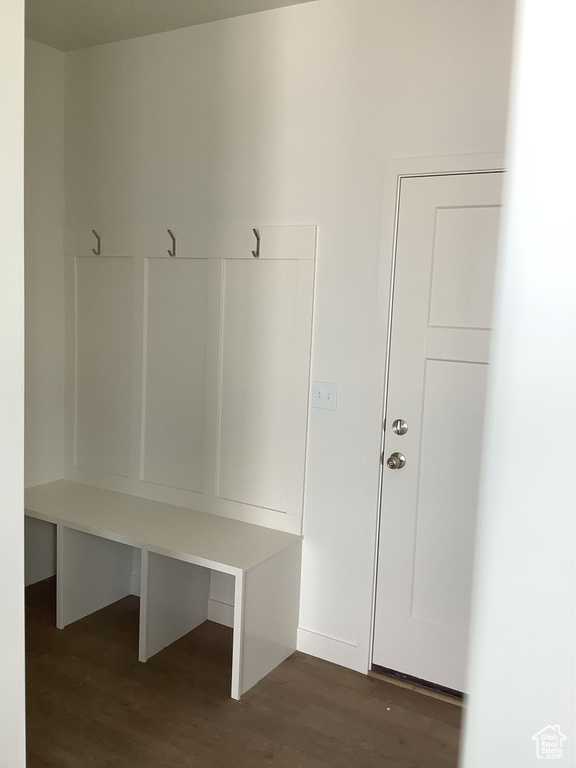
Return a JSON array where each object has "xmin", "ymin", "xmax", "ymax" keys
[{"xmin": 26, "ymin": 578, "xmax": 461, "ymax": 768}]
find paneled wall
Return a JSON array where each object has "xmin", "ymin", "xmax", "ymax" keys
[
  {"xmin": 24, "ymin": 0, "xmax": 515, "ymax": 674},
  {"xmin": 63, "ymin": 226, "xmax": 315, "ymax": 534},
  {"xmin": 142, "ymin": 257, "xmax": 208, "ymax": 492},
  {"xmin": 73, "ymin": 256, "xmax": 133, "ymax": 477}
]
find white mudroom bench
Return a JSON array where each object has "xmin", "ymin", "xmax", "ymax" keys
[{"xmin": 25, "ymin": 480, "xmax": 302, "ymax": 700}]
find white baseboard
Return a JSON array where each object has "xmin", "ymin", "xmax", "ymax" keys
[
  {"xmin": 297, "ymin": 627, "xmax": 365, "ymax": 673},
  {"xmin": 207, "ymin": 598, "xmax": 234, "ymax": 628}
]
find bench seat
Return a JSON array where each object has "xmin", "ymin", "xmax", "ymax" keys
[{"xmin": 25, "ymin": 480, "xmax": 302, "ymax": 699}]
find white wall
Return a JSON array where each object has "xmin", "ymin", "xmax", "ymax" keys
[
  {"xmin": 62, "ymin": 0, "xmax": 516, "ymax": 672},
  {"xmin": 25, "ymin": 39, "xmax": 66, "ymax": 487},
  {"xmin": 0, "ymin": 0, "xmax": 26, "ymax": 764},
  {"xmin": 461, "ymin": 1, "xmax": 575, "ymax": 765}
]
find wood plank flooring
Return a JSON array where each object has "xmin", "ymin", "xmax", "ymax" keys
[{"xmin": 26, "ymin": 578, "xmax": 462, "ymax": 768}]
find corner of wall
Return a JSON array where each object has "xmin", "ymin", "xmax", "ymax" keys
[{"xmin": 24, "ymin": 38, "xmax": 66, "ymax": 488}]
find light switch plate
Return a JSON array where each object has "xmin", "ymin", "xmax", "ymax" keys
[{"xmin": 311, "ymin": 381, "xmax": 338, "ymax": 410}]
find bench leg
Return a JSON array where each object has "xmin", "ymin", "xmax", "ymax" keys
[
  {"xmin": 139, "ymin": 550, "xmax": 210, "ymax": 662},
  {"xmin": 234, "ymin": 540, "xmax": 302, "ymax": 699},
  {"xmin": 25, "ymin": 517, "xmax": 56, "ymax": 587},
  {"xmin": 56, "ymin": 526, "xmax": 134, "ymax": 629}
]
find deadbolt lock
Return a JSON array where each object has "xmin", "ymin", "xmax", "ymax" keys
[
  {"xmin": 392, "ymin": 419, "xmax": 408, "ymax": 435},
  {"xmin": 387, "ymin": 452, "xmax": 406, "ymax": 470}
]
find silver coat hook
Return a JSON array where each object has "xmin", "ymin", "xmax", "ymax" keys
[
  {"xmin": 91, "ymin": 229, "xmax": 101, "ymax": 255},
  {"xmin": 167, "ymin": 229, "xmax": 176, "ymax": 257},
  {"xmin": 252, "ymin": 228, "xmax": 261, "ymax": 258}
]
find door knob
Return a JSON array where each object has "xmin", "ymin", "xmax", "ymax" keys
[{"xmin": 387, "ymin": 452, "xmax": 406, "ymax": 470}]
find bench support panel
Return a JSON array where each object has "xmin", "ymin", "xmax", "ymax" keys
[
  {"xmin": 25, "ymin": 517, "xmax": 56, "ymax": 587},
  {"xmin": 237, "ymin": 540, "xmax": 302, "ymax": 698},
  {"xmin": 57, "ymin": 526, "xmax": 134, "ymax": 630},
  {"xmin": 139, "ymin": 551, "xmax": 210, "ymax": 662}
]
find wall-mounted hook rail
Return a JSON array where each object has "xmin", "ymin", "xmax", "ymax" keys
[
  {"xmin": 252, "ymin": 228, "xmax": 261, "ymax": 258},
  {"xmin": 91, "ymin": 229, "xmax": 101, "ymax": 255},
  {"xmin": 167, "ymin": 229, "xmax": 176, "ymax": 257}
]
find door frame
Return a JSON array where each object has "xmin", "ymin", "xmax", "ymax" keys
[
  {"xmin": 366, "ymin": 153, "xmax": 505, "ymax": 673},
  {"xmin": 0, "ymin": 0, "xmax": 26, "ymax": 762}
]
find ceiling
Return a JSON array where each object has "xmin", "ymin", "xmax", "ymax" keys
[{"xmin": 25, "ymin": 0, "xmax": 316, "ymax": 52}]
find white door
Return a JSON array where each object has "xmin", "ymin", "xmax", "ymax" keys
[{"xmin": 372, "ymin": 170, "xmax": 503, "ymax": 693}]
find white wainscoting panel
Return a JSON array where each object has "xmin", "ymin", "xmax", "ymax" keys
[
  {"xmin": 141, "ymin": 258, "xmax": 209, "ymax": 492},
  {"xmin": 64, "ymin": 225, "xmax": 315, "ymax": 533},
  {"xmin": 73, "ymin": 256, "xmax": 133, "ymax": 477},
  {"xmin": 217, "ymin": 259, "xmax": 312, "ymax": 515}
]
